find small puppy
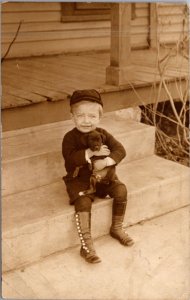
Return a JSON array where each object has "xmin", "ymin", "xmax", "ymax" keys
[{"xmin": 76, "ymin": 130, "xmax": 117, "ymax": 196}]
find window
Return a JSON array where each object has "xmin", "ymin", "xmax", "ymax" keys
[{"xmin": 61, "ymin": 2, "xmax": 111, "ymax": 22}]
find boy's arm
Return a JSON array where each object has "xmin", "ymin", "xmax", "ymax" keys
[
  {"xmin": 93, "ymin": 129, "xmax": 126, "ymax": 171},
  {"xmin": 62, "ymin": 133, "xmax": 87, "ymax": 167},
  {"xmin": 93, "ymin": 156, "xmax": 115, "ymax": 171},
  {"xmin": 62, "ymin": 132, "xmax": 110, "ymax": 168},
  {"xmin": 103, "ymin": 129, "xmax": 126, "ymax": 164}
]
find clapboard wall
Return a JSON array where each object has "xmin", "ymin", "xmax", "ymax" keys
[
  {"xmin": 1, "ymin": 2, "xmax": 188, "ymax": 58},
  {"xmin": 1, "ymin": 2, "xmax": 149, "ymax": 58},
  {"xmin": 157, "ymin": 3, "xmax": 188, "ymax": 44},
  {"xmin": 1, "ymin": 2, "xmax": 109, "ymax": 58}
]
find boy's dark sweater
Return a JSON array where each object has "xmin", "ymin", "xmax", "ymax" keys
[{"xmin": 62, "ymin": 127, "xmax": 126, "ymax": 181}]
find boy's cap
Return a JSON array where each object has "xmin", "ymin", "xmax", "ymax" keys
[{"xmin": 70, "ymin": 89, "xmax": 103, "ymax": 107}]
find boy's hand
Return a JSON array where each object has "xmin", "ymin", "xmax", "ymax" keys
[
  {"xmin": 92, "ymin": 145, "xmax": 110, "ymax": 157},
  {"xmin": 86, "ymin": 145, "xmax": 110, "ymax": 158},
  {"xmin": 93, "ymin": 159, "xmax": 107, "ymax": 171}
]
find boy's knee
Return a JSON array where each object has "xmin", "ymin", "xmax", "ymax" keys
[
  {"xmin": 74, "ymin": 196, "xmax": 92, "ymax": 212},
  {"xmin": 110, "ymin": 183, "xmax": 127, "ymax": 202},
  {"xmin": 118, "ymin": 184, "xmax": 127, "ymax": 197}
]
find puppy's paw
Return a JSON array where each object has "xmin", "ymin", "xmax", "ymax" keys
[{"xmin": 79, "ymin": 191, "xmax": 85, "ymax": 196}]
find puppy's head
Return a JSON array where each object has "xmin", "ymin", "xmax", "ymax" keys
[{"xmin": 81, "ymin": 130, "xmax": 106, "ymax": 151}]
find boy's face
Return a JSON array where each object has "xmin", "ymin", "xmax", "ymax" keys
[{"xmin": 71, "ymin": 101, "xmax": 101, "ymax": 133}]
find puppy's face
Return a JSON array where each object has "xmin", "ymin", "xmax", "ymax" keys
[
  {"xmin": 88, "ymin": 132, "xmax": 102, "ymax": 151},
  {"xmin": 80, "ymin": 130, "xmax": 106, "ymax": 151}
]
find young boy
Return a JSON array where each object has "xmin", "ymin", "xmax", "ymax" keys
[{"xmin": 62, "ymin": 89, "xmax": 134, "ymax": 264}]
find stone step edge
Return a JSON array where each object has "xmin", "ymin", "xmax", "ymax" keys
[
  {"xmin": 2, "ymin": 108, "xmax": 141, "ymax": 138},
  {"xmin": 2, "ymin": 127, "xmax": 156, "ymax": 196},
  {"xmin": 3, "ymin": 162, "xmax": 189, "ymax": 237},
  {"xmin": 3, "ymin": 202, "xmax": 190, "ymax": 274},
  {"xmin": 2, "ymin": 152, "xmax": 188, "ymax": 200},
  {"xmin": 2, "ymin": 127, "xmax": 154, "ymax": 164},
  {"xmin": 2, "ymin": 123, "xmax": 154, "ymax": 163},
  {"xmin": 3, "ymin": 155, "xmax": 190, "ymax": 272},
  {"xmin": 3, "ymin": 205, "xmax": 189, "ymax": 276}
]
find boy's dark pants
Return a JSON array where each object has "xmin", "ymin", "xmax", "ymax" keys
[{"xmin": 74, "ymin": 180, "xmax": 127, "ymax": 214}]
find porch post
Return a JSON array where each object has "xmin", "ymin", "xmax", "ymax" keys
[
  {"xmin": 106, "ymin": 3, "xmax": 133, "ymax": 85},
  {"xmin": 150, "ymin": 3, "xmax": 158, "ymax": 49}
]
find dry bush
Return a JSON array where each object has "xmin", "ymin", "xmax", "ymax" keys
[{"xmin": 140, "ymin": 7, "xmax": 189, "ymax": 167}]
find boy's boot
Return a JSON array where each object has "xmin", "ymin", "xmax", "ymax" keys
[
  {"xmin": 110, "ymin": 201, "xmax": 134, "ymax": 246},
  {"xmin": 75, "ymin": 212, "xmax": 101, "ymax": 263}
]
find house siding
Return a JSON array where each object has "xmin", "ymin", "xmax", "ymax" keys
[
  {"xmin": 157, "ymin": 3, "xmax": 188, "ymax": 44},
  {"xmin": 1, "ymin": 2, "xmax": 151, "ymax": 58},
  {"xmin": 1, "ymin": 2, "xmax": 109, "ymax": 58},
  {"xmin": 1, "ymin": 2, "xmax": 187, "ymax": 58}
]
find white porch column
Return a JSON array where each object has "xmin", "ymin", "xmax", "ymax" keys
[{"xmin": 106, "ymin": 3, "xmax": 133, "ymax": 85}]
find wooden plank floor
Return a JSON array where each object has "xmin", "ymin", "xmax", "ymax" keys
[{"xmin": 2, "ymin": 49, "xmax": 188, "ymax": 109}]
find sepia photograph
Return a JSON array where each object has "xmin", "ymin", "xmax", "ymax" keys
[{"xmin": 1, "ymin": 1, "xmax": 190, "ymax": 299}]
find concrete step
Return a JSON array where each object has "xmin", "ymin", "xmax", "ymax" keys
[
  {"xmin": 2, "ymin": 112, "xmax": 155, "ymax": 196},
  {"xmin": 2, "ymin": 207, "xmax": 189, "ymax": 299},
  {"xmin": 2, "ymin": 155, "xmax": 190, "ymax": 272}
]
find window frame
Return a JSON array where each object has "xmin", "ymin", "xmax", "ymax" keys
[{"xmin": 61, "ymin": 3, "xmax": 111, "ymax": 22}]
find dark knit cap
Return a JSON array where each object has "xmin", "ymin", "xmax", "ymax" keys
[{"xmin": 70, "ymin": 89, "xmax": 103, "ymax": 107}]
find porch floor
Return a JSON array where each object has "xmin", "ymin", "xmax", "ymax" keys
[{"xmin": 2, "ymin": 48, "xmax": 188, "ymax": 110}]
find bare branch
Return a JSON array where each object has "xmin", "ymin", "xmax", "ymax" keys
[{"xmin": 1, "ymin": 21, "xmax": 23, "ymax": 63}]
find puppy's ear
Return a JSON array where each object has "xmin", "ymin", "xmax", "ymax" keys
[
  {"xmin": 80, "ymin": 134, "xmax": 89, "ymax": 147},
  {"xmin": 100, "ymin": 133, "xmax": 106, "ymax": 143}
]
